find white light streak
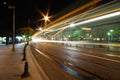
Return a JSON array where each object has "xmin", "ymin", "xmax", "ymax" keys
[
  {"xmin": 76, "ymin": 11, "xmax": 120, "ymax": 26},
  {"xmin": 43, "ymin": 11, "xmax": 120, "ymax": 33},
  {"xmin": 33, "ymin": 11, "xmax": 120, "ymax": 38}
]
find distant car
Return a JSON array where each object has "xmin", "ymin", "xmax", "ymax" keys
[
  {"xmin": 2, "ymin": 36, "xmax": 23, "ymax": 44},
  {"xmin": 2, "ymin": 37, "xmax": 12, "ymax": 44}
]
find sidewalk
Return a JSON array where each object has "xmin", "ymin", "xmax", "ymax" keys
[{"xmin": 0, "ymin": 43, "xmax": 32, "ymax": 80}]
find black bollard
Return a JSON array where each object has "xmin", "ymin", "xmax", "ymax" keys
[
  {"xmin": 21, "ymin": 62, "xmax": 29, "ymax": 78},
  {"xmin": 22, "ymin": 44, "xmax": 27, "ymax": 61}
]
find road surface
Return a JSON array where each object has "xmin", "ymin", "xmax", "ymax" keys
[{"xmin": 29, "ymin": 42, "xmax": 120, "ymax": 80}]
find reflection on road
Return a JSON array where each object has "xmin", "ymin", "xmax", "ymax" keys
[{"xmin": 30, "ymin": 42, "xmax": 120, "ymax": 80}]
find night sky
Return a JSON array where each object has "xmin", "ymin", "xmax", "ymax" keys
[
  {"xmin": 0, "ymin": 0, "xmax": 78, "ymax": 35},
  {"xmin": 0, "ymin": 0, "xmax": 113, "ymax": 36}
]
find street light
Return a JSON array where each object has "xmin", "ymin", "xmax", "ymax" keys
[
  {"xmin": 43, "ymin": 15, "xmax": 50, "ymax": 27},
  {"xmin": 40, "ymin": 11, "xmax": 51, "ymax": 28},
  {"xmin": 8, "ymin": 5, "xmax": 15, "ymax": 51},
  {"xmin": 38, "ymin": 27, "xmax": 42, "ymax": 30},
  {"xmin": 107, "ymin": 29, "xmax": 114, "ymax": 41}
]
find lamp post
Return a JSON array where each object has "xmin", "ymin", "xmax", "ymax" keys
[{"xmin": 8, "ymin": 6, "xmax": 15, "ymax": 51}]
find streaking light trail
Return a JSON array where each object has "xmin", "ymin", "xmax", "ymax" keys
[
  {"xmin": 52, "ymin": 11, "xmax": 120, "ymax": 32},
  {"xmin": 76, "ymin": 11, "xmax": 120, "ymax": 26}
]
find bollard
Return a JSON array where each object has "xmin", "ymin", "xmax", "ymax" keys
[
  {"xmin": 21, "ymin": 62, "xmax": 29, "ymax": 78},
  {"xmin": 22, "ymin": 44, "xmax": 27, "ymax": 61}
]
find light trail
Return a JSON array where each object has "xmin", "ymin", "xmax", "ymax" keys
[
  {"xmin": 32, "ymin": 38, "xmax": 120, "ymax": 47},
  {"xmin": 51, "ymin": 27, "xmax": 67, "ymax": 38},
  {"xmin": 33, "ymin": 1, "xmax": 120, "ymax": 38},
  {"xmin": 56, "ymin": 11, "xmax": 120, "ymax": 32},
  {"xmin": 34, "ymin": 10, "xmax": 120, "ymax": 35}
]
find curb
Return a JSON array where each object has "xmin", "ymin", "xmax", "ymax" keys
[{"xmin": 26, "ymin": 46, "xmax": 49, "ymax": 80}]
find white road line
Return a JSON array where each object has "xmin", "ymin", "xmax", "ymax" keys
[
  {"xmin": 105, "ymin": 54, "xmax": 120, "ymax": 58},
  {"xmin": 78, "ymin": 52, "xmax": 120, "ymax": 63},
  {"xmin": 35, "ymin": 48, "xmax": 52, "ymax": 61}
]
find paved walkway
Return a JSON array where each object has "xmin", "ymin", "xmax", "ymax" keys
[{"xmin": 0, "ymin": 43, "xmax": 32, "ymax": 80}]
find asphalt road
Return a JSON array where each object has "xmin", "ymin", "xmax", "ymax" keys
[{"xmin": 29, "ymin": 42, "xmax": 120, "ymax": 80}]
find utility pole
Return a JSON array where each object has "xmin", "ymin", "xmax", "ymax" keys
[{"xmin": 8, "ymin": 6, "xmax": 15, "ymax": 51}]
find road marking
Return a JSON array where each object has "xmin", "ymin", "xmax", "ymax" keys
[
  {"xmin": 35, "ymin": 48, "xmax": 52, "ymax": 61},
  {"xmin": 105, "ymin": 54, "xmax": 120, "ymax": 58},
  {"xmin": 78, "ymin": 52, "xmax": 120, "ymax": 63},
  {"xmin": 67, "ymin": 62, "xmax": 73, "ymax": 66}
]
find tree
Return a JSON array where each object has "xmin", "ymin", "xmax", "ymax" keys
[
  {"xmin": 16, "ymin": 27, "xmax": 35, "ymax": 36},
  {"xmin": 69, "ymin": 30, "xmax": 84, "ymax": 41}
]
